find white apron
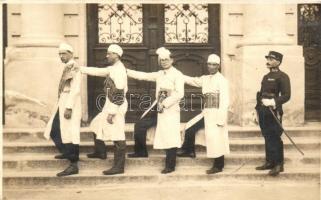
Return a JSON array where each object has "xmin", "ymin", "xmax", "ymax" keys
[
  {"xmin": 127, "ymin": 67, "xmax": 185, "ymax": 149},
  {"xmin": 44, "ymin": 60, "xmax": 82, "ymax": 144},
  {"xmin": 203, "ymin": 108, "xmax": 230, "ymax": 158},
  {"xmin": 86, "ymin": 61, "xmax": 128, "ymax": 141},
  {"xmin": 90, "ymin": 99, "xmax": 128, "ymax": 141},
  {"xmin": 185, "ymin": 72, "xmax": 230, "ymax": 158}
]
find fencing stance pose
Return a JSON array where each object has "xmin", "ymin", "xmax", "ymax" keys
[
  {"xmin": 127, "ymin": 47, "xmax": 184, "ymax": 174},
  {"xmin": 44, "ymin": 43, "xmax": 82, "ymax": 177},
  {"xmin": 178, "ymin": 54, "xmax": 230, "ymax": 174},
  {"xmin": 81, "ymin": 44, "xmax": 128, "ymax": 175},
  {"xmin": 255, "ymin": 51, "xmax": 291, "ymax": 176}
]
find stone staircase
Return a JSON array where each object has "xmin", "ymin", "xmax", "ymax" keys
[{"xmin": 2, "ymin": 124, "xmax": 321, "ymax": 199}]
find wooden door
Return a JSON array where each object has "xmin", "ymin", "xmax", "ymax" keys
[
  {"xmin": 87, "ymin": 4, "xmax": 220, "ymax": 122},
  {"xmin": 298, "ymin": 4, "xmax": 321, "ymax": 122}
]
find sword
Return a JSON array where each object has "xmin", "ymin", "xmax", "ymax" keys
[
  {"xmin": 140, "ymin": 100, "xmax": 158, "ymax": 120},
  {"xmin": 184, "ymin": 113, "xmax": 204, "ymax": 131},
  {"xmin": 268, "ymin": 107, "xmax": 304, "ymax": 156}
]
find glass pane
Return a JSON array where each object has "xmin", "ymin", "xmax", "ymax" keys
[
  {"xmin": 164, "ymin": 4, "xmax": 208, "ymax": 43},
  {"xmin": 298, "ymin": 4, "xmax": 321, "ymax": 47},
  {"xmin": 98, "ymin": 4, "xmax": 143, "ymax": 43}
]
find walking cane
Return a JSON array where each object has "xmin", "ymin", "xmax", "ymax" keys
[{"xmin": 268, "ymin": 107, "xmax": 304, "ymax": 156}]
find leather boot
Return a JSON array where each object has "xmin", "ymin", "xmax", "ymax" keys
[
  {"xmin": 103, "ymin": 141, "xmax": 126, "ymax": 175},
  {"xmin": 162, "ymin": 148, "xmax": 177, "ymax": 174},
  {"xmin": 87, "ymin": 134, "xmax": 107, "ymax": 159},
  {"xmin": 255, "ymin": 162, "xmax": 274, "ymax": 170},
  {"xmin": 54, "ymin": 154, "xmax": 68, "ymax": 159},
  {"xmin": 127, "ymin": 152, "xmax": 148, "ymax": 158},
  {"xmin": 57, "ymin": 162, "xmax": 79, "ymax": 177},
  {"xmin": 176, "ymin": 149, "xmax": 196, "ymax": 158},
  {"xmin": 206, "ymin": 167, "xmax": 222, "ymax": 174},
  {"xmin": 206, "ymin": 157, "xmax": 224, "ymax": 174},
  {"xmin": 268, "ymin": 164, "xmax": 283, "ymax": 176}
]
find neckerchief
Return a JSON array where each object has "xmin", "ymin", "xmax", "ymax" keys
[{"xmin": 58, "ymin": 60, "xmax": 78, "ymax": 98}]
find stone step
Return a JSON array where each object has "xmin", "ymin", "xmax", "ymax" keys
[
  {"xmin": 4, "ymin": 166, "xmax": 320, "ymax": 189},
  {"xmin": 3, "ymin": 182, "xmax": 321, "ymax": 200},
  {"xmin": 3, "ymin": 125, "xmax": 321, "ymax": 142},
  {"xmin": 3, "ymin": 152, "xmax": 319, "ymax": 171},
  {"xmin": 3, "ymin": 137, "xmax": 320, "ymax": 154}
]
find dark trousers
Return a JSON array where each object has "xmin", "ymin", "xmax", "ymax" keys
[
  {"xmin": 92, "ymin": 134, "xmax": 107, "ymax": 155},
  {"xmin": 165, "ymin": 148, "xmax": 177, "ymax": 170},
  {"xmin": 181, "ymin": 117, "xmax": 224, "ymax": 169},
  {"xmin": 212, "ymin": 155, "xmax": 224, "ymax": 169},
  {"xmin": 50, "ymin": 111, "xmax": 79, "ymax": 163},
  {"xmin": 50, "ymin": 111, "xmax": 66, "ymax": 154},
  {"xmin": 65, "ymin": 143, "xmax": 80, "ymax": 163},
  {"xmin": 181, "ymin": 118, "xmax": 205, "ymax": 153},
  {"xmin": 112, "ymin": 141, "xmax": 126, "ymax": 170},
  {"xmin": 257, "ymin": 106, "xmax": 284, "ymax": 165},
  {"xmin": 133, "ymin": 112, "xmax": 158, "ymax": 155}
]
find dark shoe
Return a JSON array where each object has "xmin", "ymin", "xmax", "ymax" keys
[
  {"xmin": 54, "ymin": 154, "xmax": 68, "ymax": 159},
  {"xmin": 255, "ymin": 162, "xmax": 274, "ymax": 170},
  {"xmin": 56, "ymin": 165, "xmax": 79, "ymax": 177},
  {"xmin": 268, "ymin": 164, "xmax": 283, "ymax": 177},
  {"xmin": 206, "ymin": 167, "xmax": 222, "ymax": 174},
  {"xmin": 103, "ymin": 168, "xmax": 124, "ymax": 175},
  {"xmin": 176, "ymin": 151, "xmax": 196, "ymax": 158},
  {"xmin": 87, "ymin": 152, "xmax": 107, "ymax": 159},
  {"xmin": 280, "ymin": 164, "xmax": 284, "ymax": 172},
  {"xmin": 161, "ymin": 168, "xmax": 175, "ymax": 174},
  {"xmin": 127, "ymin": 152, "xmax": 148, "ymax": 158}
]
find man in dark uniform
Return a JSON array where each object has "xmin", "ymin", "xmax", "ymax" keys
[{"xmin": 255, "ymin": 51, "xmax": 291, "ymax": 176}]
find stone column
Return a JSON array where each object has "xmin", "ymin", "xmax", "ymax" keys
[
  {"xmin": 234, "ymin": 4, "xmax": 304, "ymax": 126},
  {"xmin": 17, "ymin": 5, "xmax": 64, "ymax": 46},
  {"xmin": 242, "ymin": 5, "xmax": 292, "ymax": 45},
  {"xmin": 5, "ymin": 5, "xmax": 65, "ymax": 127}
]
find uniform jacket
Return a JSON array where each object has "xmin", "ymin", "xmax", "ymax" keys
[{"xmin": 258, "ymin": 69, "xmax": 291, "ymax": 115}]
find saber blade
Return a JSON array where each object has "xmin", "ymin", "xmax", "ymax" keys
[
  {"xmin": 140, "ymin": 100, "xmax": 158, "ymax": 120},
  {"xmin": 268, "ymin": 107, "xmax": 304, "ymax": 156}
]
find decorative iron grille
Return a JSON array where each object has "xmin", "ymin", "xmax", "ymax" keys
[
  {"xmin": 98, "ymin": 4, "xmax": 143, "ymax": 43},
  {"xmin": 164, "ymin": 4, "xmax": 208, "ymax": 43},
  {"xmin": 298, "ymin": 4, "xmax": 321, "ymax": 47}
]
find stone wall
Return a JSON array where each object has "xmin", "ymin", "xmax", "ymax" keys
[
  {"xmin": 4, "ymin": 4, "xmax": 304, "ymax": 127},
  {"xmin": 5, "ymin": 4, "xmax": 88, "ymax": 128},
  {"xmin": 220, "ymin": 4, "xmax": 303, "ymax": 126}
]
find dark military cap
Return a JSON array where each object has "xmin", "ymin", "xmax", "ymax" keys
[{"xmin": 265, "ymin": 51, "xmax": 283, "ymax": 62}]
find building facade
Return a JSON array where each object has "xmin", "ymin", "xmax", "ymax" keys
[{"xmin": 3, "ymin": 4, "xmax": 321, "ymax": 127}]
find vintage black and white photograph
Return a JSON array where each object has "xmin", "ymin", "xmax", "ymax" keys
[{"xmin": 1, "ymin": 1, "xmax": 320, "ymax": 199}]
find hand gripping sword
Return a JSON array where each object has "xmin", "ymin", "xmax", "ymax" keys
[{"xmin": 268, "ymin": 107, "xmax": 304, "ymax": 156}]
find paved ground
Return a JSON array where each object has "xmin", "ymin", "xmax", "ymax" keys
[{"xmin": 3, "ymin": 182, "xmax": 320, "ymax": 200}]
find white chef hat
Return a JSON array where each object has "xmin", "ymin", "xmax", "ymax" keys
[
  {"xmin": 207, "ymin": 54, "xmax": 220, "ymax": 64},
  {"xmin": 156, "ymin": 47, "xmax": 171, "ymax": 59},
  {"xmin": 59, "ymin": 43, "xmax": 74, "ymax": 53},
  {"xmin": 107, "ymin": 44, "xmax": 123, "ymax": 57}
]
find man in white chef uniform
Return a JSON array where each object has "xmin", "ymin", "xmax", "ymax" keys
[
  {"xmin": 177, "ymin": 54, "xmax": 230, "ymax": 174},
  {"xmin": 80, "ymin": 44, "xmax": 128, "ymax": 175},
  {"xmin": 127, "ymin": 47, "xmax": 184, "ymax": 174},
  {"xmin": 44, "ymin": 43, "xmax": 82, "ymax": 177}
]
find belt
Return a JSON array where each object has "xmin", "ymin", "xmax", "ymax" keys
[
  {"xmin": 261, "ymin": 92, "xmax": 275, "ymax": 99},
  {"xmin": 203, "ymin": 92, "xmax": 219, "ymax": 108}
]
